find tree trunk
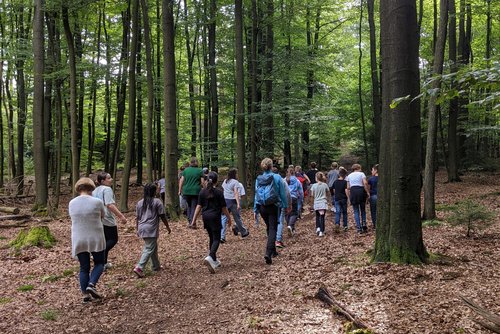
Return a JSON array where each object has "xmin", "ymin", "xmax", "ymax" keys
[
  {"xmin": 358, "ymin": 0, "xmax": 369, "ymax": 167},
  {"xmin": 367, "ymin": 0, "xmax": 381, "ymax": 161},
  {"xmin": 32, "ymin": 0, "xmax": 48, "ymax": 209},
  {"xmin": 208, "ymin": 0, "xmax": 219, "ymax": 170},
  {"xmin": 141, "ymin": 0, "xmax": 155, "ymax": 183},
  {"xmin": 103, "ymin": 10, "xmax": 112, "ymax": 173},
  {"xmin": 4, "ymin": 66, "xmax": 16, "ymax": 179},
  {"xmin": 120, "ymin": 0, "xmax": 140, "ymax": 212},
  {"xmin": 62, "ymin": 5, "xmax": 80, "ymax": 194},
  {"xmin": 262, "ymin": 0, "xmax": 274, "ymax": 156},
  {"xmin": 163, "ymin": 0, "xmax": 179, "ymax": 216},
  {"xmin": 136, "ymin": 27, "xmax": 143, "ymax": 185},
  {"xmin": 374, "ymin": 0, "xmax": 428, "ymax": 264},
  {"xmin": 423, "ymin": 0, "xmax": 448, "ymax": 221},
  {"xmin": 111, "ymin": 1, "xmax": 131, "ymax": 180},
  {"xmin": 447, "ymin": 0, "xmax": 461, "ymax": 182},
  {"xmin": 235, "ymin": 0, "xmax": 247, "ymax": 193},
  {"xmin": 249, "ymin": 0, "xmax": 259, "ymax": 180}
]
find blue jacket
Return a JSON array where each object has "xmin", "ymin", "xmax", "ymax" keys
[{"xmin": 287, "ymin": 175, "xmax": 304, "ymax": 202}]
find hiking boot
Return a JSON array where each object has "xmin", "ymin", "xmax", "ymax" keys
[
  {"xmin": 86, "ymin": 283, "xmax": 102, "ymax": 299},
  {"xmin": 241, "ymin": 231, "xmax": 250, "ymax": 238},
  {"xmin": 133, "ymin": 267, "xmax": 145, "ymax": 278},
  {"xmin": 362, "ymin": 225, "xmax": 368, "ymax": 232},
  {"xmin": 275, "ymin": 240, "xmax": 285, "ymax": 248},
  {"xmin": 204, "ymin": 256, "xmax": 217, "ymax": 274},
  {"xmin": 272, "ymin": 251, "xmax": 279, "ymax": 258},
  {"xmin": 334, "ymin": 225, "xmax": 340, "ymax": 233}
]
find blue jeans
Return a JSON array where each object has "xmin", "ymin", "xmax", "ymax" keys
[
  {"xmin": 352, "ymin": 203, "xmax": 367, "ymax": 231},
  {"xmin": 335, "ymin": 199, "xmax": 348, "ymax": 227},
  {"xmin": 369, "ymin": 195, "xmax": 377, "ymax": 228},
  {"xmin": 276, "ymin": 208, "xmax": 285, "ymax": 242},
  {"xmin": 221, "ymin": 199, "xmax": 248, "ymax": 238},
  {"xmin": 77, "ymin": 250, "xmax": 105, "ymax": 293},
  {"xmin": 183, "ymin": 194, "xmax": 199, "ymax": 226},
  {"xmin": 137, "ymin": 237, "xmax": 160, "ymax": 271}
]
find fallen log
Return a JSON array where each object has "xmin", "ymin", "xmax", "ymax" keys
[
  {"xmin": 461, "ymin": 295, "xmax": 500, "ymax": 333},
  {"xmin": 0, "ymin": 207, "xmax": 20, "ymax": 214},
  {"xmin": 315, "ymin": 285, "xmax": 370, "ymax": 330},
  {"xmin": 0, "ymin": 214, "xmax": 31, "ymax": 221}
]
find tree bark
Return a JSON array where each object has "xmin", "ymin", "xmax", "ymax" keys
[
  {"xmin": 32, "ymin": 0, "xmax": 48, "ymax": 209},
  {"xmin": 447, "ymin": 0, "xmax": 461, "ymax": 182},
  {"xmin": 423, "ymin": 0, "xmax": 448, "ymax": 221},
  {"xmin": 163, "ymin": 0, "xmax": 179, "ymax": 216},
  {"xmin": 358, "ymin": 0, "xmax": 369, "ymax": 167},
  {"xmin": 120, "ymin": 0, "xmax": 140, "ymax": 211},
  {"xmin": 62, "ymin": 5, "xmax": 80, "ymax": 195},
  {"xmin": 367, "ymin": 0, "xmax": 381, "ymax": 161},
  {"xmin": 374, "ymin": 0, "xmax": 428, "ymax": 264},
  {"xmin": 262, "ymin": 0, "xmax": 274, "ymax": 156},
  {"xmin": 208, "ymin": 0, "xmax": 219, "ymax": 170},
  {"xmin": 235, "ymin": 0, "xmax": 247, "ymax": 192}
]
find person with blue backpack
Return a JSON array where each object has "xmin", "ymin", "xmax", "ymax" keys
[{"xmin": 254, "ymin": 158, "xmax": 289, "ymax": 265}]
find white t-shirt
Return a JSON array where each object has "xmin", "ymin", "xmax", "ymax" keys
[
  {"xmin": 92, "ymin": 185, "xmax": 117, "ymax": 227},
  {"xmin": 346, "ymin": 171, "xmax": 366, "ymax": 188},
  {"xmin": 69, "ymin": 195, "xmax": 106, "ymax": 258},
  {"xmin": 236, "ymin": 182, "xmax": 246, "ymax": 197},
  {"xmin": 222, "ymin": 179, "xmax": 239, "ymax": 200},
  {"xmin": 158, "ymin": 178, "xmax": 166, "ymax": 194}
]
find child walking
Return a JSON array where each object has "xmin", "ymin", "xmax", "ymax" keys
[
  {"xmin": 332, "ymin": 168, "xmax": 349, "ymax": 231},
  {"xmin": 134, "ymin": 183, "xmax": 171, "ymax": 278},
  {"xmin": 309, "ymin": 172, "xmax": 330, "ymax": 237},
  {"xmin": 346, "ymin": 164, "xmax": 370, "ymax": 234},
  {"xmin": 192, "ymin": 172, "xmax": 232, "ymax": 273}
]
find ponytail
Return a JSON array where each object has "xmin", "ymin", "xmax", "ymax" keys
[{"xmin": 206, "ymin": 171, "xmax": 218, "ymax": 198}]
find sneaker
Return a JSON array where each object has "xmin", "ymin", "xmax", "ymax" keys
[
  {"xmin": 232, "ymin": 227, "xmax": 239, "ymax": 236},
  {"xmin": 287, "ymin": 226, "xmax": 293, "ymax": 237},
  {"xmin": 275, "ymin": 240, "xmax": 285, "ymax": 248},
  {"xmin": 86, "ymin": 283, "xmax": 102, "ymax": 299},
  {"xmin": 241, "ymin": 231, "xmax": 250, "ymax": 238},
  {"xmin": 316, "ymin": 227, "xmax": 320, "ymax": 235},
  {"xmin": 220, "ymin": 238, "xmax": 226, "ymax": 244},
  {"xmin": 103, "ymin": 263, "xmax": 113, "ymax": 270},
  {"xmin": 318, "ymin": 231, "xmax": 325, "ymax": 237},
  {"xmin": 264, "ymin": 255, "xmax": 272, "ymax": 265},
  {"xmin": 272, "ymin": 251, "xmax": 279, "ymax": 258},
  {"xmin": 343, "ymin": 226, "xmax": 348, "ymax": 232},
  {"xmin": 362, "ymin": 225, "xmax": 368, "ymax": 232},
  {"xmin": 133, "ymin": 267, "xmax": 145, "ymax": 278},
  {"xmin": 214, "ymin": 259, "xmax": 221, "ymax": 268},
  {"xmin": 204, "ymin": 256, "xmax": 217, "ymax": 274},
  {"xmin": 82, "ymin": 293, "xmax": 92, "ymax": 303},
  {"xmin": 334, "ymin": 225, "xmax": 340, "ymax": 233}
]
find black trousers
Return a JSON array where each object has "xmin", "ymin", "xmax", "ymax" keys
[
  {"xmin": 203, "ymin": 212, "xmax": 222, "ymax": 261},
  {"xmin": 259, "ymin": 204, "xmax": 279, "ymax": 258},
  {"xmin": 103, "ymin": 225, "xmax": 118, "ymax": 264}
]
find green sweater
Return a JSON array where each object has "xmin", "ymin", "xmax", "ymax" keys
[{"xmin": 182, "ymin": 167, "xmax": 203, "ymax": 195}]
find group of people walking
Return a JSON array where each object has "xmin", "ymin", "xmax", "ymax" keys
[{"xmin": 68, "ymin": 158, "xmax": 378, "ymax": 302}]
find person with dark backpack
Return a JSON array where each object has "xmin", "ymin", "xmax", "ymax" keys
[{"xmin": 254, "ymin": 158, "xmax": 289, "ymax": 265}]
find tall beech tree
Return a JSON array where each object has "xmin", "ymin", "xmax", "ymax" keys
[
  {"xmin": 235, "ymin": 0, "xmax": 247, "ymax": 190},
  {"xmin": 32, "ymin": 0, "xmax": 48, "ymax": 208},
  {"xmin": 423, "ymin": 0, "xmax": 448, "ymax": 221},
  {"xmin": 163, "ymin": 0, "xmax": 179, "ymax": 215},
  {"xmin": 374, "ymin": 0, "xmax": 428, "ymax": 264}
]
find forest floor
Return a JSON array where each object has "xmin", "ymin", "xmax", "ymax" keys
[{"xmin": 0, "ymin": 170, "xmax": 499, "ymax": 334}]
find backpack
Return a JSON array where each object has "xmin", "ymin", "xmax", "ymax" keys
[{"xmin": 255, "ymin": 173, "xmax": 279, "ymax": 206}]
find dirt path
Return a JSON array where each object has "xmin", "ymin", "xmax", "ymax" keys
[{"xmin": 0, "ymin": 171, "xmax": 499, "ymax": 333}]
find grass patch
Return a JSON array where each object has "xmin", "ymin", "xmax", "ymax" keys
[
  {"xmin": 115, "ymin": 288, "xmax": 129, "ymax": 297},
  {"xmin": 0, "ymin": 297, "xmax": 13, "ymax": 304},
  {"xmin": 135, "ymin": 281, "xmax": 147, "ymax": 289},
  {"xmin": 0, "ymin": 236, "xmax": 7, "ymax": 240},
  {"xmin": 36, "ymin": 299, "xmax": 47, "ymax": 305},
  {"xmin": 41, "ymin": 309, "xmax": 57, "ymax": 321},
  {"xmin": 18, "ymin": 284, "xmax": 34, "ymax": 292},
  {"xmin": 436, "ymin": 203, "xmax": 458, "ymax": 211},
  {"xmin": 41, "ymin": 275, "xmax": 61, "ymax": 283},
  {"xmin": 62, "ymin": 268, "xmax": 76, "ymax": 277},
  {"xmin": 422, "ymin": 219, "xmax": 442, "ymax": 227},
  {"xmin": 246, "ymin": 315, "xmax": 263, "ymax": 329}
]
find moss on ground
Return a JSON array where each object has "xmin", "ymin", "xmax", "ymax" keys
[{"xmin": 9, "ymin": 226, "xmax": 56, "ymax": 250}]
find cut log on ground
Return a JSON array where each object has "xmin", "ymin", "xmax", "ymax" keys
[
  {"xmin": 0, "ymin": 214, "xmax": 31, "ymax": 221},
  {"xmin": 461, "ymin": 295, "xmax": 500, "ymax": 333},
  {"xmin": 0, "ymin": 207, "xmax": 21, "ymax": 214},
  {"xmin": 315, "ymin": 285, "xmax": 370, "ymax": 330}
]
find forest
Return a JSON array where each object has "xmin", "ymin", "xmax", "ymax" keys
[{"xmin": 0, "ymin": 0, "xmax": 499, "ymax": 332}]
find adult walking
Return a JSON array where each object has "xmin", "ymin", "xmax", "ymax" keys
[
  {"xmin": 93, "ymin": 172, "xmax": 128, "ymax": 269},
  {"xmin": 178, "ymin": 157, "xmax": 204, "ymax": 228},
  {"xmin": 254, "ymin": 158, "xmax": 288, "ymax": 265},
  {"xmin": 69, "ymin": 177, "xmax": 106, "ymax": 302},
  {"xmin": 346, "ymin": 164, "xmax": 370, "ymax": 234}
]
